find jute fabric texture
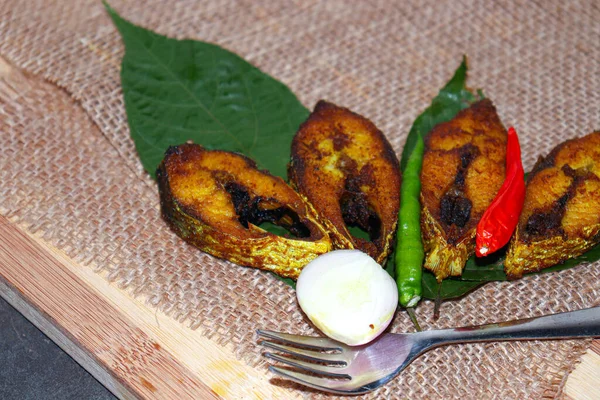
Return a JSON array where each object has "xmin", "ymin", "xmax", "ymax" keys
[{"xmin": 0, "ymin": 1, "xmax": 598, "ymax": 398}]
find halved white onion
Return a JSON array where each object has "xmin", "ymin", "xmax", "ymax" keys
[{"xmin": 296, "ymin": 249, "xmax": 398, "ymax": 346}]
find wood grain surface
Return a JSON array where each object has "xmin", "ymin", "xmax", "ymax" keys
[
  {"xmin": 0, "ymin": 213, "xmax": 598, "ymax": 399},
  {"xmin": 0, "ymin": 53, "xmax": 597, "ymax": 399},
  {"xmin": 0, "ymin": 214, "xmax": 297, "ymax": 399},
  {"xmin": 565, "ymin": 341, "xmax": 600, "ymax": 400}
]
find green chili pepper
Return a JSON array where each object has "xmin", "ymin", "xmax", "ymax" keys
[{"xmin": 395, "ymin": 134, "xmax": 425, "ymax": 308}]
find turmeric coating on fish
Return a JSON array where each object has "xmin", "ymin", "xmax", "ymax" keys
[
  {"xmin": 505, "ymin": 131, "xmax": 600, "ymax": 279},
  {"xmin": 420, "ymin": 99, "xmax": 507, "ymax": 281},
  {"xmin": 156, "ymin": 143, "xmax": 332, "ymax": 279},
  {"xmin": 289, "ymin": 101, "xmax": 401, "ymax": 264}
]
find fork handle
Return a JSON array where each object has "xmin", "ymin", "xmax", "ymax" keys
[{"xmin": 420, "ymin": 306, "xmax": 600, "ymax": 347}]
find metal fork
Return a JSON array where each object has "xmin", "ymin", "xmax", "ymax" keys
[{"xmin": 257, "ymin": 306, "xmax": 600, "ymax": 394}]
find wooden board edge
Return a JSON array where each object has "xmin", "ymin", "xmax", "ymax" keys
[
  {"xmin": 5, "ymin": 210, "xmax": 598, "ymax": 400},
  {"xmin": 0, "ymin": 53, "xmax": 297, "ymax": 399},
  {"xmin": 564, "ymin": 347, "xmax": 600, "ymax": 400},
  {"xmin": 563, "ymin": 310, "xmax": 600, "ymax": 398},
  {"xmin": 0, "ymin": 277, "xmax": 139, "ymax": 400},
  {"xmin": 0, "ymin": 215, "xmax": 225, "ymax": 399},
  {"xmin": 0, "ymin": 214, "xmax": 299, "ymax": 399}
]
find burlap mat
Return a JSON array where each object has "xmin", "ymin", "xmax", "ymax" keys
[{"xmin": 1, "ymin": 0, "xmax": 599, "ymax": 398}]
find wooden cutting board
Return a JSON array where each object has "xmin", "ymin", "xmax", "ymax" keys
[
  {"xmin": 0, "ymin": 214, "xmax": 299, "ymax": 399},
  {"xmin": 1, "ymin": 211, "xmax": 599, "ymax": 399},
  {"xmin": 0, "ymin": 57, "xmax": 597, "ymax": 400}
]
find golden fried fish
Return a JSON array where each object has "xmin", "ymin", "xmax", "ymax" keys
[
  {"xmin": 156, "ymin": 144, "xmax": 332, "ymax": 279},
  {"xmin": 505, "ymin": 131, "xmax": 600, "ymax": 279},
  {"xmin": 288, "ymin": 101, "xmax": 401, "ymax": 264},
  {"xmin": 420, "ymin": 99, "xmax": 507, "ymax": 281}
]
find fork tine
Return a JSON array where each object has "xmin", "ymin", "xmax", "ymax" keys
[
  {"xmin": 257, "ymin": 329, "xmax": 342, "ymax": 351},
  {"xmin": 269, "ymin": 366, "xmax": 361, "ymax": 394},
  {"xmin": 259, "ymin": 341, "xmax": 346, "ymax": 364},
  {"xmin": 264, "ymin": 352, "xmax": 349, "ymax": 377}
]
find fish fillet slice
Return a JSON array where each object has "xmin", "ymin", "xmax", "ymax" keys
[
  {"xmin": 505, "ymin": 131, "xmax": 600, "ymax": 279},
  {"xmin": 420, "ymin": 99, "xmax": 507, "ymax": 281},
  {"xmin": 289, "ymin": 101, "xmax": 401, "ymax": 264},
  {"xmin": 157, "ymin": 144, "xmax": 333, "ymax": 279}
]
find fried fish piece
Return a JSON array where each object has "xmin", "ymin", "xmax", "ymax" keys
[
  {"xmin": 505, "ymin": 131, "xmax": 600, "ymax": 279},
  {"xmin": 157, "ymin": 144, "xmax": 333, "ymax": 279},
  {"xmin": 420, "ymin": 99, "xmax": 507, "ymax": 281},
  {"xmin": 288, "ymin": 101, "xmax": 401, "ymax": 264}
]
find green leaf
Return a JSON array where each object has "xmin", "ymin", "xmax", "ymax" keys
[
  {"xmin": 460, "ymin": 249, "xmax": 508, "ymax": 281},
  {"xmin": 422, "ymin": 271, "xmax": 485, "ymax": 300},
  {"xmin": 400, "ymin": 56, "xmax": 478, "ymax": 172},
  {"xmin": 396, "ymin": 57, "xmax": 480, "ymax": 300},
  {"xmin": 347, "ymin": 225, "xmax": 371, "ymax": 242},
  {"xmin": 384, "ymin": 250, "xmax": 396, "ymax": 279},
  {"xmin": 400, "ymin": 58, "xmax": 600, "ymax": 301},
  {"xmin": 105, "ymin": 2, "xmax": 309, "ymax": 179},
  {"xmin": 272, "ymin": 273, "xmax": 297, "ymax": 289},
  {"xmin": 541, "ymin": 244, "xmax": 600, "ymax": 272},
  {"xmin": 462, "ymin": 242, "xmax": 600, "ymax": 283},
  {"xmin": 421, "ymin": 243, "xmax": 600, "ymax": 300}
]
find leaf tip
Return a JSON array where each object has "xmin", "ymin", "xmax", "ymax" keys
[
  {"xmin": 456, "ymin": 55, "xmax": 469, "ymax": 81},
  {"xmin": 103, "ymin": 0, "xmax": 127, "ymax": 33},
  {"xmin": 102, "ymin": 0, "xmax": 115, "ymax": 16}
]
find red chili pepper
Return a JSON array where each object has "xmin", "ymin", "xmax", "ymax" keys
[{"xmin": 475, "ymin": 126, "xmax": 526, "ymax": 257}]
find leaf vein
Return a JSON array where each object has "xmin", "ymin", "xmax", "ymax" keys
[{"xmin": 128, "ymin": 30, "xmax": 245, "ymax": 151}]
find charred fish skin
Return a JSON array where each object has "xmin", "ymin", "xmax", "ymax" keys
[
  {"xmin": 289, "ymin": 101, "xmax": 401, "ymax": 264},
  {"xmin": 505, "ymin": 131, "xmax": 600, "ymax": 279},
  {"xmin": 420, "ymin": 99, "xmax": 507, "ymax": 281},
  {"xmin": 157, "ymin": 144, "xmax": 333, "ymax": 279}
]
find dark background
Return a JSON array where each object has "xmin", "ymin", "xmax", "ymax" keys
[{"xmin": 0, "ymin": 296, "xmax": 116, "ymax": 400}]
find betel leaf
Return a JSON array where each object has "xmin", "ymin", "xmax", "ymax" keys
[
  {"xmin": 105, "ymin": 2, "xmax": 309, "ymax": 179},
  {"xmin": 272, "ymin": 274, "xmax": 296, "ymax": 289},
  {"xmin": 422, "ymin": 272, "xmax": 484, "ymax": 300},
  {"xmin": 402, "ymin": 58, "xmax": 600, "ymax": 301},
  {"xmin": 539, "ymin": 244, "xmax": 600, "ymax": 272},
  {"xmin": 384, "ymin": 250, "xmax": 396, "ymax": 279},
  {"xmin": 396, "ymin": 57, "xmax": 481, "ymax": 299},
  {"xmin": 459, "ymin": 250, "xmax": 508, "ymax": 281},
  {"xmin": 422, "ymin": 242, "xmax": 600, "ymax": 299},
  {"xmin": 400, "ymin": 56, "xmax": 478, "ymax": 172}
]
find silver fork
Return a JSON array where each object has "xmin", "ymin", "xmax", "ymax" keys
[{"xmin": 257, "ymin": 306, "xmax": 600, "ymax": 394}]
